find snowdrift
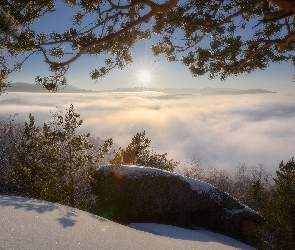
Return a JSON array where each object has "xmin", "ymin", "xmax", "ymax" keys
[{"xmin": 0, "ymin": 195, "xmax": 255, "ymax": 249}]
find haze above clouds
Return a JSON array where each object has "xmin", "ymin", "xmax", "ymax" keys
[{"xmin": 1, "ymin": 90, "xmax": 295, "ymax": 174}]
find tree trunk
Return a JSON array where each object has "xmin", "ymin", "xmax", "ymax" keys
[
  {"xmin": 70, "ymin": 175, "xmax": 75, "ymax": 207},
  {"xmin": 69, "ymin": 144, "xmax": 75, "ymax": 207}
]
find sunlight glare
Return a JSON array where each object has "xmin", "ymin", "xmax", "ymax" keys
[{"xmin": 138, "ymin": 71, "xmax": 150, "ymax": 83}]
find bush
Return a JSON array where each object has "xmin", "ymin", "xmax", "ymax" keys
[{"xmin": 110, "ymin": 131, "xmax": 178, "ymax": 172}]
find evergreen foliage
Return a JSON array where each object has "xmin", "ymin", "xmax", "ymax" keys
[
  {"xmin": 11, "ymin": 105, "xmax": 113, "ymax": 209},
  {"xmin": 110, "ymin": 131, "xmax": 178, "ymax": 172},
  {"xmin": 0, "ymin": 115, "xmax": 23, "ymax": 194},
  {"xmin": 267, "ymin": 158, "xmax": 295, "ymax": 250}
]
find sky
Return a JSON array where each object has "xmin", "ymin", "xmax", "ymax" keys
[
  {"xmin": 8, "ymin": 40, "xmax": 295, "ymax": 93},
  {"xmin": 5, "ymin": 0, "xmax": 295, "ymax": 93}
]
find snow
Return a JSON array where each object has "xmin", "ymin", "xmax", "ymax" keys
[
  {"xmin": 99, "ymin": 165, "xmax": 214, "ymax": 192},
  {"xmin": 99, "ymin": 165, "xmax": 258, "ymax": 214},
  {"xmin": 129, "ymin": 223, "xmax": 255, "ymax": 250},
  {"xmin": 0, "ymin": 195, "xmax": 255, "ymax": 249}
]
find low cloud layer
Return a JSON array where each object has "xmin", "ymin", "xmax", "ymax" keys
[{"xmin": 1, "ymin": 91, "xmax": 295, "ymax": 174}]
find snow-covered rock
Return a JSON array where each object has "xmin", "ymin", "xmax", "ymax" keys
[
  {"xmin": 0, "ymin": 195, "xmax": 255, "ymax": 249},
  {"xmin": 92, "ymin": 165, "xmax": 265, "ymax": 244}
]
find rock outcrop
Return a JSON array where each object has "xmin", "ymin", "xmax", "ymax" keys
[{"xmin": 91, "ymin": 165, "xmax": 265, "ymax": 243}]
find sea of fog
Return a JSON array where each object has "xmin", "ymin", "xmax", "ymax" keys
[{"xmin": 1, "ymin": 91, "xmax": 295, "ymax": 174}]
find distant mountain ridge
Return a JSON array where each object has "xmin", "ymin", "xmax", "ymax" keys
[
  {"xmin": 7, "ymin": 82, "xmax": 275, "ymax": 95},
  {"xmin": 7, "ymin": 82, "xmax": 95, "ymax": 93}
]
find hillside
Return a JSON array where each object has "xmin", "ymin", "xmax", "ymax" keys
[
  {"xmin": 0, "ymin": 195, "xmax": 255, "ymax": 250},
  {"xmin": 7, "ymin": 82, "xmax": 95, "ymax": 93}
]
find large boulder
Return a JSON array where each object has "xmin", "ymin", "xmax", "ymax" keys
[{"xmin": 91, "ymin": 165, "xmax": 265, "ymax": 243}]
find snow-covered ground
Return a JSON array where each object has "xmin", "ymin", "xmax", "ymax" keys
[{"xmin": 0, "ymin": 195, "xmax": 255, "ymax": 249}]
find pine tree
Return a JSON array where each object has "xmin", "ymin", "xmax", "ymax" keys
[
  {"xmin": 111, "ymin": 131, "xmax": 178, "ymax": 172},
  {"xmin": 120, "ymin": 131, "xmax": 150, "ymax": 165},
  {"xmin": 13, "ymin": 105, "xmax": 113, "ymax": 209},
  {"xmin": 271, "ymin": 158, "xmax": 295, "ymax": 249},
  {"xmin": 0, "ymin": 115, "xmax": 22, "ymax": 194}
]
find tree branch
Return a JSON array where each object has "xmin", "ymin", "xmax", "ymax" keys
[{"xmin": 39, "ymin": 0, "xmax": 179, "ymax": 68}]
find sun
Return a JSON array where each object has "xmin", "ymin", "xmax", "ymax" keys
[{"xmin": 138, "ymin": 71, "xmax": 151, "ymax": 83}]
